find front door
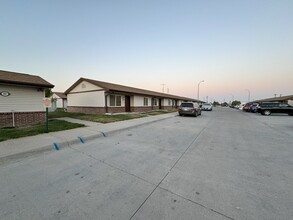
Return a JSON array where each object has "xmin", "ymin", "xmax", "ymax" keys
[{"xmin": 125, "ymin": 96, "xmax": 131, "ymax": 112}]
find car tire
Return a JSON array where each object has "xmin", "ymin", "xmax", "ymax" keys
[{"xmin": 263, "ymin": 110, "xmax": 271, "ymax": 116}]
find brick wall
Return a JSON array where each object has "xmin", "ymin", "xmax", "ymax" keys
[
  {"xmin": 131, "ymin": 106, "xmax": 153, "ymax": 112},
  {"xmin": 67, "ymin": 106, "xmax": 106, "ymax": 114},
  {"xmin": 0, "ymin": 112, "xmax": 45, "ymax": 128},
  {"xmin": 163, "ymin": 106, "xmax": 176, "ymax": 110},
  {"xmin": 67, "ymin": 106, "xmax": 177, "ymax": 114}
]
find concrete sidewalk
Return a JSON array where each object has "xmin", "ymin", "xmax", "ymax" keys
[{"xmin": 0, "ymin": 113, "xmax": 177, "ymax": 163}]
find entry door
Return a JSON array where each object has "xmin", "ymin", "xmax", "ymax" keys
[{"xmin": 125, "ymin": 96, "xmax": 131, "ymax": 112}]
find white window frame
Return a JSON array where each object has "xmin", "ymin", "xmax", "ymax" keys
[
  {"xmin": 109, "ymin": 95, "xmax": 122, "ymax": 107},
  {"xmin": 144, "ymin": 97, "xmax": 149, "ymax": 106}
]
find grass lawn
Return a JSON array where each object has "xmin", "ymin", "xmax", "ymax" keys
[
  {"xmin": 0, "ymin": 110, "xmax": 175, "ymax": 142},
  {"xmin": 0, "ymin": 119, "xmax": 84, "ymax": 142},
  {"xmin": 49, "ymin": 109, "xmax": 176, "ymax": 123}
]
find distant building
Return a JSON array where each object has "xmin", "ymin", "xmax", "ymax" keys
[
  {"xmin": 65, "ymin": 77, "xmax": 200, "ymax": 114},
  {"xmin": 255, "ymin": 95, "xmax": 293, "ymax": 106},
  {"xmin": 0, "ymin": 70, "xmax": 54, "ymax": 128},
  {"xmin": 50, "ymin": 92, "xmax": 67, "ymax": 111}
]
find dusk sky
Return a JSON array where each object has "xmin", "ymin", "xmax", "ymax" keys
[{"xmin": 1, "ymin": 0, "xmax": 292, "ymax": 103}]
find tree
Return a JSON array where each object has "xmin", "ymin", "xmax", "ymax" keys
[
  {"xmin": 232, "ymin": 100, "xmax": 241, "ymax": 106},
  {"xmin": 45, "ymin": 88, "xmax": 53, "ymax": 98},
  {"xmin": 213, "ymin": 101, "xmax": 220, "ymax": 106}
]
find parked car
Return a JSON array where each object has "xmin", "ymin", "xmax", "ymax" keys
[
  {"xmin": 249, "ymin": 103, "xmax": 259, "ymax": 113},
  {"xmin": 257, "ymin": 102, "xmax": 293, "ymax": 116},
  {"xmin": 202, "ymin": 103, "xmax": 213, "ymax": 111},
  {"xmin": 242, "ymin": 103, "xmax": 252, "ymax": 112},
  {"xmin": 238, "ymin": 103, "xmax": 246, "ymax": 110},
  {"xmin": 178, "ymin": 102, "xmax": 202, "ymax": 117}
]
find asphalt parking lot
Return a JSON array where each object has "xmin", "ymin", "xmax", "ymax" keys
[{"xmin": 0, "ymin": 107, "xmax": 292, "ymax": 220}]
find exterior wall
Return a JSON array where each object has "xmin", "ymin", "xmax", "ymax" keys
[
  {"xmin": 0, "ymin": 111, "xmax": 45, "ymax": 128},
  {"xmin": 67, "ymin": 91, "xmax": 105, "ymax": 107},
  {"xmin": 163, "ymin": 98, "xmax": 179, "ymax": 109},
  {"xmin": 133, "ymin": 96, "xmax": 160, "ymax": 110},
  {"xmin": 131, "ymin": 106, "xmax": 153, "ymax": 112},
  {"xmin": 288, "ymin": 100, "xmax": 293, "ymax": 106},
  {"xmin": 0, "ymin": 84, "xmax": 45, "ymax": 112},
  {"xmin": 163, "ymin": 106, "xmax": 174, "ymax": 110},
  {"xmin": 0, "ymin": 84, "xmax": 46, "ymax": 128},
  {"xmin": 67, "ymin": 106, "xmax": 106, "ymax": 114},
  {"xmin": 70, "ymin": 81, "xmax": 103, "ymax": 93},
  {"xmin": 133, "ymin": 96, "xmax": 147, "ymax": 106}
]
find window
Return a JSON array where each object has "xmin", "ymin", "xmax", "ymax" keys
[
  {"xmin": 144, "ymin": 98, "xmax": 148, "ymax": 106},
  {"xmin": 110, "ymin": 95, "xmax": 115, "ymax": 106},
  {"xmin": 116, "ymin": 96, "xmax": 121, "ymax": 106},
  {"xmin": 109, "ymin": 95, "xmax": 122, "ymax": 106},
  {"xmin": 180, "ymin": 103, "xmax": 194, "ymax": 107},
  {"xmin": 153, "ymin": 98, "xmax": 157, "ymax": 106},
  {"xmin": 280, "ymin": 103, "xmax": 289, "ymax": 107},
  {"xmin": 168, "ymin": 100, "xmax": 171, "ymax": 106}
]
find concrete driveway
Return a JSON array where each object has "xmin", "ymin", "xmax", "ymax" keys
[{"xmin": 0, "ymin": 108, "xmax": 292, "ymax": 220}]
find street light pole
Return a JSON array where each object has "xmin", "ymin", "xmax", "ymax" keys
[
  {"xmin": 245, "ymin": 89, "xmax": 250, "ymax": 102},
  {"xmin": 197, "ymin": 80, "xmax": 204, "ymax": 100},
  {"xmin": 230, "ymin": 94, "xmax": 234, "ymax": 104}
]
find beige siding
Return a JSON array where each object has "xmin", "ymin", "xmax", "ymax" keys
[
  {"xmin": 68, "ymin": 91, "xmax": 105, "ymax": 107},
  {"xmin": 133, "ymin": 96, "xmax": 145, "ymax": 106},
  {"xmin": 70, "ymin": 81, "xmax": 103, "ymax": 93},
  {"xmin": 0, "ymin": 84, "xmax": 45, "ymax": 112},
  {"xmin": 163, "ymin": 99, "xmax": 174, "ymax": 106}
]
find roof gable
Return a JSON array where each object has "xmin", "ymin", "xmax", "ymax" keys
[{"xmin": 0, "ymin": 70, "xmax": 54, "ymax": 88}]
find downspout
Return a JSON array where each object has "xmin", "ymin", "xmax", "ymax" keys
[
  {"xmin": 11, "ymin": 110, "xmax": 15, "ymax": 127},
  {"xmin": 105, "ymin": 94, "xmax": 109, "ymax": 113}
]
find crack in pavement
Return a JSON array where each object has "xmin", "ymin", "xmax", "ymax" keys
[
  {"xmin": 68, "ymin": 118, "xmax": 235, "ymax": 220},
  {"xmin": 128, "ymin": 118, "xmax": 234, "ymax": 220}
]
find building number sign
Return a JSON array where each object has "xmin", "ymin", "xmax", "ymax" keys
[{"xmin": 0, "ymin": 91, "xmax": 10, "ymax": 97}]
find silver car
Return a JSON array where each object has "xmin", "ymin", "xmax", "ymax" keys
[
  {"xmin": 202, "ymin": 103, "xmax": 213, "ymax": 111},
  {"xmin": 178, "ymin": 102, "xmax": 202, "ymax": 117}
]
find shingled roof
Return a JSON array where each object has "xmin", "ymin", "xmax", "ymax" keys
[
  {"xmin": 53, "ymin": 92, "xmax": 67, "ymax": 99},
  {"xmin": 0, "ymin": 70, "xmax": 54, "ymax": 88},
  {"xmin": 65, "ymin": 77, "xmax": 199, "ymax": 102}
]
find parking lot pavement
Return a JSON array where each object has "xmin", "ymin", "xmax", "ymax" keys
[
  {"xmin": 242, "ymin": 111, "xmax": 293, "ymax": 138},
  {"xmin": 1, "ymin": 107, "xmax": 292, "ymax": 220}
]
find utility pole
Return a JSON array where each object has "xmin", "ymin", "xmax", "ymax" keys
[{"xmin": 161, "ymin": 84, "xmax": 166, "ymax": 93}]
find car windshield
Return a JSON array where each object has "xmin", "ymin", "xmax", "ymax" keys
[
  {"xmin": 180, "ymin": 103, "xmax": 193, "ymax": 107},
  {"xmin": 203, "ymin": 104, "xmax": 211, "ymax": 106}
]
